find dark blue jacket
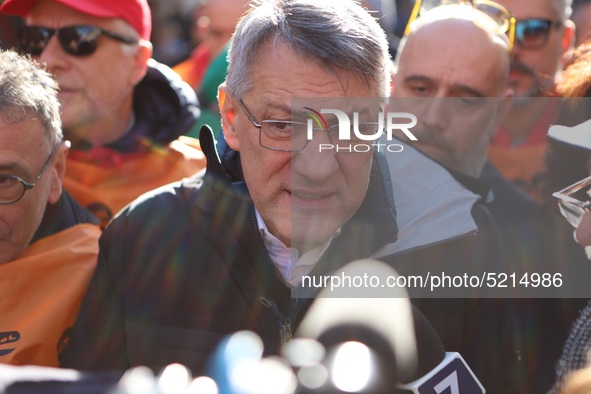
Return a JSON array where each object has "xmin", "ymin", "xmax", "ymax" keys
[{"xmin": 61, "ymin": 126, "xmax": 398, "ymax": 374}]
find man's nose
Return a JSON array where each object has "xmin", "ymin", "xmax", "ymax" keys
[
  {"xmin": 292, "ymin": 131, "xmax": 340, "ymax": 181},
  {"xmin": 421, "ymin": 97, "xmax": 449, "ymax": 131},
  {"xmin": 36, "ymin": 34, "xmax": 70, "ymax": 73}
]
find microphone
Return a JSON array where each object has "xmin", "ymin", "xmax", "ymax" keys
[
  {"xmin": 295, "ymin": 259, "xmax": 485, "ymax": 393},
  {"xmin": 297, "ymin": 259, "xmax": 418, "ymax": 384},
  {"xmin": 393, "ymin": 276, "xmax": 485, "ymax": 393},
  {"xmin": 205, "ymin": 330, "xmax": 297, "ymax": 394}
]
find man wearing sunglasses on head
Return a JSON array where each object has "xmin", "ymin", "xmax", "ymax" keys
[
  {"xmin": 487, "ymin": 0, "xmax": 575, "ymax": 204},
  {"xmin": 0, "ymin": 49, "xmax": 101, "ymax": 367},
  {"xmin": 0, "ymin": 0, "xmax": 206, "ymax": 228}
]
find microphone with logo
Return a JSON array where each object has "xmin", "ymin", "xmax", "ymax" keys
[{"xmin": 292, "ymin": 259, "xmax": 485, "ymax": 393}]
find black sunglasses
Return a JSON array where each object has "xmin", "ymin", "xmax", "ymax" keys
[
  {"xmin": 17, "ymin": 25, "xmax": 138, "ymax": 57},
  {"xmin": 515, "ymin": 18, "xmax": 563, "ymax": 50}
]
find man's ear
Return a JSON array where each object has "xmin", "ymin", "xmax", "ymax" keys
[
  {"xmin": 47, "ymin": 141, "xmax": 69, "ymax": 204},
  {"xmin": 129, "ymin": 41, "xmax": 153, "ymax": 87},
  {"xmin": 219, "ymin": 85, "xmax": 240, "ymax": 151}
]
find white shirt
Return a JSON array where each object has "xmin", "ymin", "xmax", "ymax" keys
[{"xmin": 255, "ymin": 208, "xmax": 340, "ymax": 286}]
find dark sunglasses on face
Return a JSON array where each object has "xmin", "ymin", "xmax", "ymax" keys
[
  {"xmin": 17, "ymin": 25, "xmax": 138, "ymax": 57},
  {"xmin": 515, "ymin": 18, "xmax": 563, "ymax": 50}
]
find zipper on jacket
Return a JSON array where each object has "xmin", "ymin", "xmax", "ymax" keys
[
  {"xmin": 260, "ymin": 296, "xmax": 292, "ymax": 345},
  {"xmin": 251, "ymin": 206, "xmax": 259, "ymax": 237},
  {"xmin": 254, "ymin": 207, "xmax": 295, "ymax": 345}
]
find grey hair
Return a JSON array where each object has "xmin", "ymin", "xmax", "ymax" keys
[
  {"xmin": 225, "ymin": 0, "xmax": 392, "ymax": 99},
  {"xmin": 0, "ymin": 49, "xmax": 62, "ymax": 149}
]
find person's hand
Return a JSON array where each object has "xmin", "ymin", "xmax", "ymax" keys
[
  {"xmin": 576, "ymin": 211, "xmax": 591, "ymax": 246},
  {"xmin": 559, "ymin": 365, "xmax": 591, "ymax": 394}
]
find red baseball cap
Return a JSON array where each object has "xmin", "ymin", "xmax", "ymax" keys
[{"xmin": 0, "ymin": 0, "xmax": 152, "ymax": 40}]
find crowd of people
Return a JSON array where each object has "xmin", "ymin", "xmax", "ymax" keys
[{"xmin": 3, "ymin": 0, "xmax": 591, "ymax": 393}]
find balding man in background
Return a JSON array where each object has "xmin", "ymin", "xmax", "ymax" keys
[{"xmin": 380, "ymin": 1, "xmax": 571, "ymax": 391}]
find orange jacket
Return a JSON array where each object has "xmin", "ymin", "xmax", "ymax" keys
[
  {"xmin": 0, "ymin": 224, "xmax": 100, "ymax": 367},
  {"xmin": 64, "ymin": 136, "xmax": 206, "ymax": 227}
]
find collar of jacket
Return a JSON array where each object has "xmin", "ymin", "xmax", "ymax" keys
[
  {"xmin": 448, "ymin": 167, "xmax": 491, "ymax": 201},
  {"xmin": 103, "ymin": 59, "xmax": 201, "ymax": 153},
  {"xmin": 30, "ymin": 190, "xmax": 99, "ymax": 245}
]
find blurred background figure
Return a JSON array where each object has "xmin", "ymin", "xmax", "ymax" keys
[
  {"xmin": 151, "ymin": 18, "xmax": 191, "ymax": 66},
  {"xmin": 361, "ymin": 0, "xmax": 399, "ymax": 55},
  {"xmin": 0, "ymin": 0, "xmax": 206, "ymax": 228},
  {"xmin": 0, "ymin": 14, "xmax": 19, "ymax": 49},
  {"xmin": 173, "ymin": 0, "xmax": 250, "ymax": 138},
  {"xmin": 173, "ymin": 0, "xmax": 249, "ymax": 92},
  {"xmin": 486, "ymin": 0, "xmax": 575, "ymax": 204}
]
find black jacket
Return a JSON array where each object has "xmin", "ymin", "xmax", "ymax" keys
[
  {"xmin": 31, "ymin": 190, "xmax": 99, "ymax": 243},
  {"xmin": 482, "ymin": 162, "xmax": 590, "ymax": 393},
  {"xmin": 61, "ymin": 127, "xmax": 398, "ymax": 374},
  {"xmin": 380, "ymin": 168, "xmax": 519, "ymax": 393}
]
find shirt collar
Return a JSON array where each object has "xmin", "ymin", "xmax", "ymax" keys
[{"xmin": 255, "ymin": 208, "xmax": 341, "ymax": 286}]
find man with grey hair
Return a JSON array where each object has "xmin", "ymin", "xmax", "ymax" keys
[
  {"xmin": 0, "ymin": 49, "xmax": 100, "ymax": 366},
  {"xmin": 62, "ymin": 0, "xmax": 398, "ymax": 374}
]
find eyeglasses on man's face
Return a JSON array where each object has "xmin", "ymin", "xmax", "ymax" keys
[
  {"xmin": 236, "ymin": 98, "xmax": 381, "ymax": 153},
  {"xmin": 0, "ymin": 150, "xmax": 55, "ymax": 205},
  {"xmin": 17, "ymin": 25, "xmax": 138, "ymax": 57},
  {"xmin": 404, "ymin": 0, "xmax": 515, "ymax": 53},
  {"xmin": 553, "ymin": 175, "xmax": 591, "ymax": 228},
  {"xmin": 514, "ymin": 18, "xmax": 563, "ymax": 50}
]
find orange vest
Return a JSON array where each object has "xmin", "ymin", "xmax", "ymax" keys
[
  {"xmin": 0, "ymin": 224, "xmax": 100, "ymax": 367},
  {"xmin": 64, "ymin": 136, "xmax": 206, "ymax": 227}
]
